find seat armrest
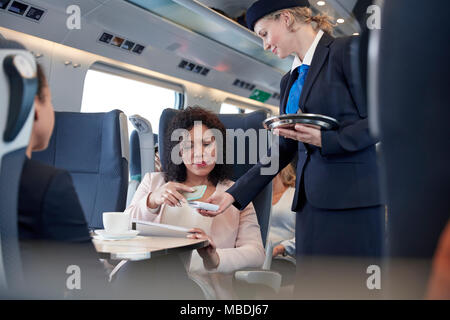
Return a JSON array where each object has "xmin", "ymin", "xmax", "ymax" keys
[
  {"xmin": 126, "ymin": 179, "xmax": 139, "ymax": 207},
  {"xmin": 273, "ymin": 255, "xmax": 296, "ymax": 266},
  {"xmin": 263, "ymin": 240, "xmax": 274, "ymax": 270},
  {"xmin": 188, "ymin": 274, "xmax": 216, "ymax": 300},
  {"xmin": 234, "ymin": 269, "xmax": 282, "ymax": 293}
]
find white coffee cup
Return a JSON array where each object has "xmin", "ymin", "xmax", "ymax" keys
[{"xmin": 103, "ymin": 212, "xmax": 130, "ymax": 234}]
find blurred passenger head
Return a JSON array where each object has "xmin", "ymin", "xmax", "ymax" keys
[
  {"xmin": 164, "ymin": 106, "xmax": 231, "ymax": 185},
  {"xmin": 279, "ymin": 163, "xmax": 296, "ymax": 188},
  {"xmin": 29, "ymin": 63, "xmax": 55, "ymax": 154}
]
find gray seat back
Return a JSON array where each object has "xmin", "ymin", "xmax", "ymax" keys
[{"xmin": 126, "ymin": 115, "xmax": 155, "ymax": 206}]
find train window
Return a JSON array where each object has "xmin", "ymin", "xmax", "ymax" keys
[
  {"xmin": 220, "ymin": 103, "xmax": 240, "ymax": 114},
  {"xmin": 220, "ymin": 102, "xmax": 255, "ymax": 114},
  {"xmin": 81, "ymin": 69, "xmax": 179, "ymax": 135}
]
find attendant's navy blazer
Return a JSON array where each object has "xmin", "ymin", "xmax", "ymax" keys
[{"xmin": 228, "ymin": 33, "xmax": 383, "ymax": 212}]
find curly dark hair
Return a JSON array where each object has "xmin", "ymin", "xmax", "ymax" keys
[
  {"xmin": 36, "ymin": 63, "xmax": 47, "ymax": 103},
  {"xmin": 164, "ymin": 106, "xmax": 232, "ymax": 185}
]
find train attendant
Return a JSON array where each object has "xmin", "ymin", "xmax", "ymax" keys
[{"xmin": 201, "ymin": 0, "xmax": 385, "ymax": 297}]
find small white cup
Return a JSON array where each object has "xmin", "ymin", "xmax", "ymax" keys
[{"xmin": 103, "ymin": 212, "xmax": 130, "ymax": 234}]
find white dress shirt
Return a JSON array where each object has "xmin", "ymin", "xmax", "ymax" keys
[{"xmin": 291, "ymin": 29, "xmax": 324, "ymax": 72}]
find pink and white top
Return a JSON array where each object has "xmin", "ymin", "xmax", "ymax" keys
[{"xmin": 125, "ymin": 172, "xmax": 265, "ymax": 275}]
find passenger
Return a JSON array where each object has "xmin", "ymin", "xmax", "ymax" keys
[
  {"xmin": 269, "ymin": 163, "xmax": 297, "ymax": 293},
  {"xmin": 125, "ymin": 106, "xmax": 265, "ymax": 299},
  {"xmin": 19, "ymin": 64, "xmax": 91, "ymax": 242},
  {"xmin": 12, "ymin": 53, "xmax": 109, "ymax": 297},
  {"xmin": 270, "ymin": 163, "xmax": 296, "ymax": 258}
]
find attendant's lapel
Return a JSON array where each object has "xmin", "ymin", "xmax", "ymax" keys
[
  {"xmin": 280, "ymin": 71, "xmax": 298, "ymax": 115},
  {"xmin": 298, "ymin": 34, "xmax": 334, "ymax": 109}
]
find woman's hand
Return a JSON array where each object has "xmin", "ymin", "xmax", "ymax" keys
[
  {"xmin": 272, "ymin": 244, "xmax": 286, "ymax": 257},
  {"xmin": 147, "ymin": 182, "xmax": 195, "ymax": 208},
  {"xmin": 274, "ymin": 124, "xmax": 322, "ymax": 147},
  {"xmin": 197, "ymin": 191, "xmax": 235, "ymax": 217},
  {"xmin": 188, "ymin": 228, "xmax": 220, "ymax": 270}
]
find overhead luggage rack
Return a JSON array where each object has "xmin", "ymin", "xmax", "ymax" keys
[{"xmin": 125, "ymin": 0, "xmax": 293, "ymax": 73}]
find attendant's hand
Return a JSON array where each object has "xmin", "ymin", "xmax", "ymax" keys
[
  {"xmin": 147, "ymin": 182, "xmax": 195, "ymax": 208},
  {"xmin": 188, "ymin": 228, "xmax": 220, "ymax": 270},
  {"xmin": 274, "ymin": 124, "xmax": 322, "ymax": 147},
  {"xmin": 197, "ymin": 191, "xmax": 235, "ymax": 217},
  {"xmin": 272, "ymin": 244, "xmax": 286, "ymax": 257}
]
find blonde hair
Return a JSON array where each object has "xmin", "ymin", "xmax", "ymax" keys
[
  {"xmin": 280, "ymin": 163, "xmax": 296, "ymax": 188},
  {"xmin": 266, "ymin": 7, "xmax": 334, "ymax": 35}
]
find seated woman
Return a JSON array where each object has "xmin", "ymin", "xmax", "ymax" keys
[
  {"xmin": 268, "ymin": 163, "xmax": 297, "ymax": 292},
  {"xmin": 125, "ymin": 106, "xmax": 265, "ymax": 299}
]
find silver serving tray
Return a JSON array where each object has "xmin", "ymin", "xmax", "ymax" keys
[{"xmin": 263, "ymin": 114, "xmax": 339, "ymax": 131}]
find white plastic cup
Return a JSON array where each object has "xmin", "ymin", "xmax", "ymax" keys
[{"xmin": 102, "ymin": 212, "xmax": 130, "ymax": 233}]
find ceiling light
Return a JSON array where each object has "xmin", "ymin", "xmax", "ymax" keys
[
  {"xmin": 317, "ymin": 1, "xmax": 326, "ymax": 6},
  {"xmin": 353, "ymin": 32, "xmax": 360, "ymax": 36},
  {"xmin": 337, "ymin": 18, "xmax": 345, "ymax": 24}
]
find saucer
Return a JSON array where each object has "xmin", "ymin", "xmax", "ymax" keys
[{"xmin": 94, "ymin": 229, "xmax": 139, "ymax": 240}]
